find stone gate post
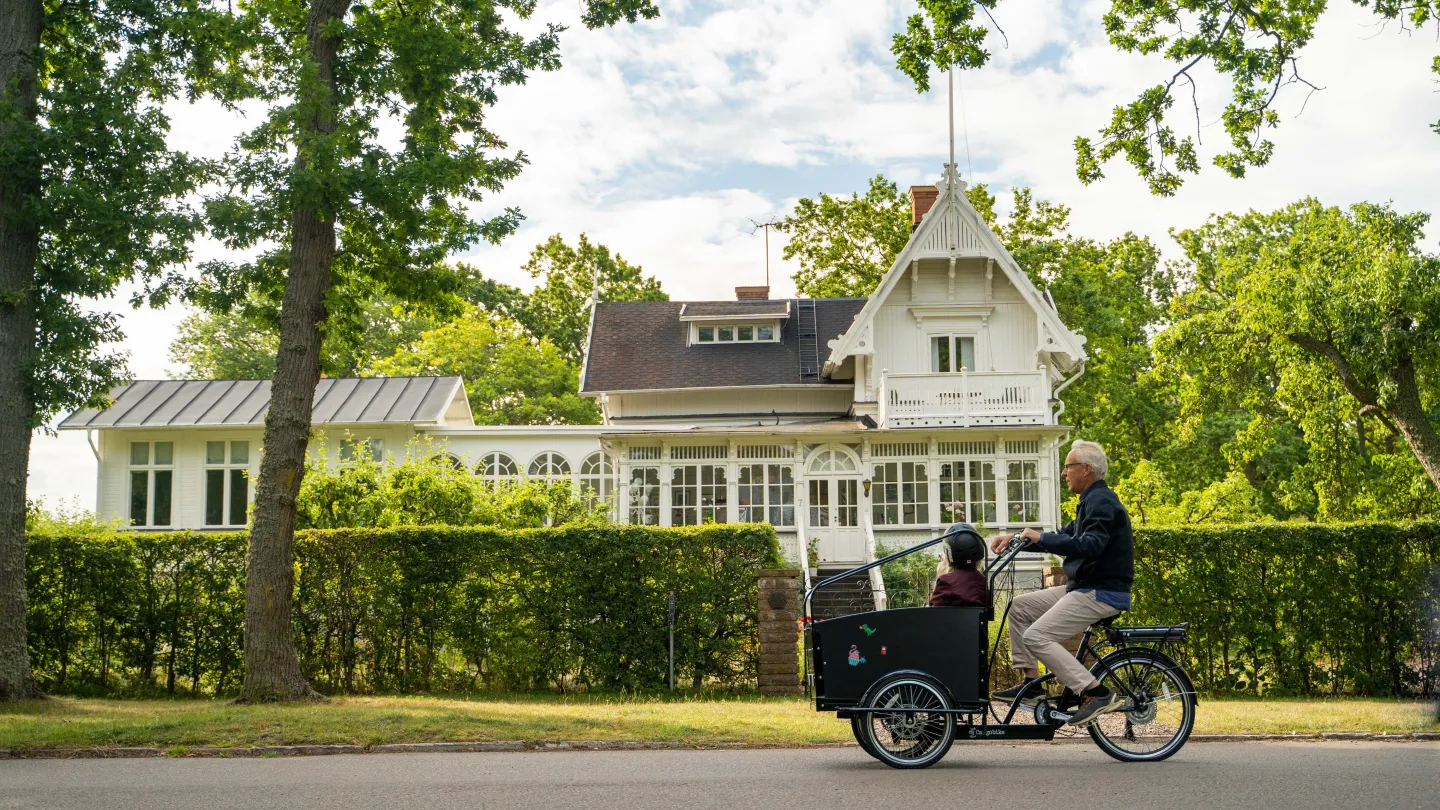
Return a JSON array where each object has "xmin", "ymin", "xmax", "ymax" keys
[{"xmin": 757, "ymin": 568, "xmax": 803, "ymax": 695}]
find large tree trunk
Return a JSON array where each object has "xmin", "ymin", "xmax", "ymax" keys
[
  {"xmin": 237, "ymin": 0, "xmax": 349, "ymax": 703},
  {"xmin": 0, "ymin": 0, "xmax": 45, "ymax": 703},
  {"xmin": 1384, "ymin": 360, "xmax": 1440, "ymax": 495}
]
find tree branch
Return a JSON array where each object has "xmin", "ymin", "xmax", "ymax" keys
[{"xmin": 1285, "ymin": 332, "xmax": 1381, "ymax": 406}]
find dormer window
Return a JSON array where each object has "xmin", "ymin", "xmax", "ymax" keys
[{"xmin": 694, "ymin": 322, "xmax": 779, "ymax": 344}]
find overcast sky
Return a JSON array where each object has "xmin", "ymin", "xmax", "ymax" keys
[{"xmin": 29, "ymin": 0, "xmax": 1440, "ymax": 510}]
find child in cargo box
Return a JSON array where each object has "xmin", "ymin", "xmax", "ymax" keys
[{"xmin": 929, "ymin": 524, "xmax": 987, "ymax": 608}]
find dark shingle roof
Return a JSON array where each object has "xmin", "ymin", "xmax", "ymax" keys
[
  {"xmin": 680, "ymin": 301, "xmax": 791, "ymax": 318},
  {"xmin": 582, "ymin": 298, "xmax": 866, "ymax": 392},
  {"xmin": 59, "ymin": 377, "xmax": 465, "ymax": 429}
]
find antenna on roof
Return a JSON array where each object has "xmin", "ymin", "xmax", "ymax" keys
[{"xmin": 748, "ymin": 218, "xmax": 781, "ymax": 288}]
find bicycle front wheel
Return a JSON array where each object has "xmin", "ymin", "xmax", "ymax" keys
[{"xmin": 1086, "ymin": 648, "xmax": 1195, "ymax": 762}]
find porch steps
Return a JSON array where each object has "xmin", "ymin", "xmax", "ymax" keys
[
  {"xmin": 808, "ymin": 568, "xmax": 874, "ymax": 621},
  {"xmin": 797, "ymin": 298, "xmax": 820, "ymax": 379}
]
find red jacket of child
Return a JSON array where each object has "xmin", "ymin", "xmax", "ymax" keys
[{"xmin": 929, "ymin": 567, "xmax": 987, "ymax": 607}]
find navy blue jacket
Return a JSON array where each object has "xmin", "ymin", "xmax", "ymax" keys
[{"xmin": 1033, "ymin": 480, "xmax": 1134, "ymax": 594}]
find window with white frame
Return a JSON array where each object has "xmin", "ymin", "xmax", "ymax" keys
[
  {"xmin": 872, "ymin": 461, "xmax": 929, "ymax": 525},
  {"xmin": 478, "ymin": 451, "xmax": 518, "ymax": 481},
  {"xmin": 628, "ymin": 466, "xmax": 660, "ymax": 525},
  {"xmin": 128, "ymin": 441, "xmax": 173, "ymax": 528},
  {"xmin": 527, "ymin": 451, "xmax": 570, "ymax": 479},
  {"xmin": 579, "ymin": 452, "xmax": 616, "ymax": 508},
  {"xmin": 737, "ymin": 463, "xmax": 794, "ymax": 526},
  {"xmin": 339, "ymin": 437, "xmax": 384, "ymax": 462},
  {"xmin": 670, "ymin": 464, "xmax": 727, "ymax": 525},
  {"xmin": 1007, "ymin": 460, "xmax": 1041, "ymax": 523},
  {"xmin": 204, "ymin": 440, "xmax": 250, "ymax": 527},
  {"xmin": 930, "ymin": 335, "xmax": 977, "ymax": 373},
  {"xmin": 693, "ymin": 321, "xmax": 780, "ymax": 344},
  {"xmin": 939, "ymin": 460, "xmax": 997, "ymax": 525}
]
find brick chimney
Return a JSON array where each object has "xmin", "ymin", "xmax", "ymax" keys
[
  {"xmin": 910, "ymin": 185, "xmax": 939, "ymax": 229},
  {"xmin": 735, "ymin": 286, "xmax": 770, "ymax": 301}
]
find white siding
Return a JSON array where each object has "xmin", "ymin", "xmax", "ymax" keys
[{"xmin": 606, "ymin": 388, "xmax": 852, "ymax": 420}]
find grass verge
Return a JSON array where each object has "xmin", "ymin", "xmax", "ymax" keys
[{"xmin": 1, "ymin": 694, "xmax": 1436, "ymax": 751}]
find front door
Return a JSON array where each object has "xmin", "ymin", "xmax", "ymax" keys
[{"xmin": 807, "ymin": 476, "xmax": 865, "ymax": 564}]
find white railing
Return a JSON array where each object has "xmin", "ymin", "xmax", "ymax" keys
[
  {"xmin": 879, "ymin": 369, "xmax": 1050, "ymax": 427},
  {"xmin": 864, "ymin": 519, "xmax": 887, "ymax": 611}
]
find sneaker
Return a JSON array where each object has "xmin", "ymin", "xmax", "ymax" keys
[
  {"xmin": 992, "ymin": 681, "xmax": 1045, "ymax": 706},
  {"xmin": 1067, "ymin": 689, "xmax": 1125, "ymax": 725}
]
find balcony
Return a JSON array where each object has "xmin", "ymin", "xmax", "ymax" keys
[{"xmin": 878, "ymin": 369, "xmax": 1052, "ymax": 428}]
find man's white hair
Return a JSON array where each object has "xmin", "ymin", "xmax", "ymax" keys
[{"xmin": 1070, "ymin": 440, "xmax": 1109, "ymax": 479}]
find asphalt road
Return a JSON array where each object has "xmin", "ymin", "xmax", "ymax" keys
[{"xmin": 3, "ymin": 742, "xmax": 1438, "ymax": 810}]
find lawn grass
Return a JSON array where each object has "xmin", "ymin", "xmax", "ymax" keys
[{"xmin": 1, "ymin": 694, "xmax": 1436, "ymax": 751}]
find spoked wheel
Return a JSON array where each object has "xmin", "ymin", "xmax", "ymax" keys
[
  {"xmin": 860, "ymin": 676, "xmax": 955, "ymax": 769},
  {"xmin": 1086, "ymin": 649, "xmax": 1196, "ymax": 762}
]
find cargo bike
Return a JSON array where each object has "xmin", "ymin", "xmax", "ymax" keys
[{"xmin": 804, "ymin": 527, "xmax": 1197, "ymax": 768}]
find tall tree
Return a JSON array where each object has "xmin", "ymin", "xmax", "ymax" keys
[
  {"xmin": 512, "ymin": 234, "xmax": 666, "ymax": 363},
  {"xmin": 371, "ymin": 308, "xmax": 599, "ymax": 426},
  {"xmin": 1166, "ymin": 199, "xmax": 1440, "ymax": 497},
  {"xmin": 0, "ymin": 1, "xmax": 221, "ymax": 700},
  {"xmin": 191, "ymin": 0, "xmax": 657, "ymax": 702},
  {"xmin": 892, "ymin": 1, "xmax": 1439, "ymax": 194}
]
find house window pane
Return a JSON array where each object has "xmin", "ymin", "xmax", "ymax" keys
[
  {"xmin": 130, "ymin": 471, "xmax": 149, "ymax": 526},
  {"xmin": 230, "ymin": 441, "xmax": 249, "ymax": 464},
  {"xmin": 671, "ymin": 465, "xmax": 699, "ymax": 526},
  {"xmin": 206, "ymin": 441, "xmax": 226, "ymax": 464},
  {"xmin": 940, "ymin": 460, "xmax": 997, "ymax": 525},
  {"xmin": 205, "ymin": 469, "xmax": 225, "ymax": 526},
  {"xmin": 738, "ymin": 326, "xmax": 753, "ymax": 341},
  {"xmin": 970, "ymin": 461, "xmax": 997, "ymax": 524},
  {"xmin": 154, "ymin": 442, "xmax": 173, "ymax": 466},
  {"xmin": 931, "ymin": 337, "xmax": 950, "ymax": 373},
  {"xmin": 873, "ymin": 461, "xmax": 928, "ymax": 525},
  {"xmin": 130, "ymin": 442, "xmax": 149, "ymax": 465},
  {"xmin": 718, "ymin": 326, "xmax": 734, "ymax": 341},
  {"xmin": 229, "ymin": 469, "xmax": 248, "ymax": 526},
  {"xmin": 1007, "ymin": 460, "xmax": 1041, "ymax": 523},
  {"xmin": 756, "ymin": 324, "xmax": 774, "ymax": 341},
  {"xmin": 629, "ymin": 466, "xmax": 660, "ymax": 525},
  {"xmin": 153, "ymin": 471, "xmax": 172, "ymax": 526},
  {"xmin": 700, "ymin": 464, "xmax": 727, "ymax": 523},
  {"xmin": 698, "ymin": 327, "xmax": 714, "ymax": 342},
  {"xmin": 959, "ymin": 337, "xmax": 976, "ymax": 372}
]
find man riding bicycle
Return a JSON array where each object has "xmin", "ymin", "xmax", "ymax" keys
[{"xmin": 989, "ymin": 440, "xmax": 1134, "ymax": 726}]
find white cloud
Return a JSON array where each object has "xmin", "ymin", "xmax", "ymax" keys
[{"xmin": 28, "ymin": 0, "xmax": 1440, "ymax": 509}]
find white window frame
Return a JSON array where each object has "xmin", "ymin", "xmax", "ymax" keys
[
  {"xmin": 930, "ymin": 333, "xmax": 978, "ymax": 373},
  {"xmin": 1006, "ymin": 459, "xmax": 1042, "ymax": 523},
  {"xmin": 872, "ymin": 460, "xmax": 930, "ymax": 526},
  {"xmin": 128, "ymin": 440, "xmax": 174, "ymax": 528},
  {"xmin": 737, "ymin": 463, "xmax": 794, "ymax": 527},
  {"xmin": 669, "ymin": 464, "xmax": 727, "ymax": 525},
  {"xmin": 478, "ymin": 451, "xmax": 518, "ymax": 481},
  {"xmin": 939, "ymin": 459, "xmax": 997, "ymax": 525},
  {"xmin": 690, "ymin": 320, "xmax": 782, "ymax": 345},
  {"xmin": 204, "ymin": 439, "xmax": 252, "ymax": 528},
  {"xmin": 628, "ymin": 465, "xmax": 661, "ymax": 525},
  {"xmin": 527, "ymin": 451, "xmax": 571, "ymax": 480},
  {"xmin": 339, "ymin": 437, "xmax": 384, "ymax": 462},
  {"xmin": 579, "ymin": 452, "xmax": 617, "ymax": 509}
]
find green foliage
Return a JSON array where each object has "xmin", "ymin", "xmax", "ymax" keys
[
  {"xmin": 893, "ymin": 1, "xmax": 1438, "ymax": 195},
  {"xmin": 1131, "ymin": 523, "xmax": 1440, "ymax": 697},
  {"xmin": 512, "ymin": 234, "xmax": 667, "ymax": 364},
  {"xmin": 297, "ymin": 435, "xmax": 608, "ymax": 529},
  {"xmin": 24, "ymin": 524, "xmax": 779, "ymax": 695},
  {"xmin": 780, "ymin": 175, "xmax": 997, "ymax": 297},
  {"xmin": 875, "ymin": 541, "xmax": 939, "ymax": 608},
  {"xmin": 369, "ymin": 307, "xmax": 600, "ymax": 425}
]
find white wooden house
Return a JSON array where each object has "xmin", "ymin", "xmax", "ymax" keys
[{"xmin": 60, "ymin": 170, "xmax": 1086, "ymax": 598}]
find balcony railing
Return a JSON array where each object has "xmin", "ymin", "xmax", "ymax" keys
[{"xmin": 878, "ymin": 369, "xmax": 1051, "ymax": 428}]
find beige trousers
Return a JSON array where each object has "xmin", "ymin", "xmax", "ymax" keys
[{"xmin": 1007, "ymin": 586, "xmax": 1121, "ymax": 693}]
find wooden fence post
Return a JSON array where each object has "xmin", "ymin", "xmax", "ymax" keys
[{"xmin": 757, "ymin": 568, "xmax": 803, "ymax": 695}]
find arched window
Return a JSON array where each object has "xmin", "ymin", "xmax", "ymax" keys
[
  {"xmin": 807, "ymin": 447, "xmax": 858, "ymax": 474},
  {"xmin": 579, "ymin": 451, "xmax": 616, "ymax": 507},
  {"xmin": 478, "ymin": 451, "xmax": 518, "ymax": 481},
  {"xmin": 527, "ymin": 451, "xmax": 571, "ymax": 479},
  {"xmin": 431, "ymin": 453, "xmax": 464, "ymax": 471}
]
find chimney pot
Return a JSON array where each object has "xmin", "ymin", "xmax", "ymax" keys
[
  {"xmin": 735, "ymin": 286, "xmax": 770, "ymax": 301},
  {"xmin": 909, "ymin": 185, "xmax": 940, "ymax": 228}
]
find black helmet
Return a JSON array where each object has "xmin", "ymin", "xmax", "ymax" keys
[{"xmin": 940, "ymin": 522, "xmax": 984, "ymax": 566}]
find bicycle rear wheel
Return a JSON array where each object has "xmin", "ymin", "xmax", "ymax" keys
[{"xmin": 1086, "ymin": 649, "xmax": 1195, "ymax": 762}]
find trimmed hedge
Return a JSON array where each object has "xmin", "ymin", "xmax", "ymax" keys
[
  {"xmin": 25, "ymin": 524, "xmax": 781, "ymax": 696},
  {"xmin": 1131, "ymin": 523, "xmax": 1440, "ymax": 697}
]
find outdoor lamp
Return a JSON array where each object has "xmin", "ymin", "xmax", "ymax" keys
[{"xmin": 862, "ymin": 478, "xmax": 872, "ymax": 497}]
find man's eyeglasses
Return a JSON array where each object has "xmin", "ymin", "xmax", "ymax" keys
[{"xmin": 1062, "ymin": 462, "xmax": 1089, "ymax": 471}]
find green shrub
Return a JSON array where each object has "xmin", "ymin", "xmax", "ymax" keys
[
  {"xmin": 25, "ymin": 524, "xmax": 781, "ymax": 696},
  {"xmin": 1131, "ymin": 522, "xmax": 1440, "ymax": 697},
  {"xmin": 875, "ymin": 541, "xmax": 938, "ymax": 609}
]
